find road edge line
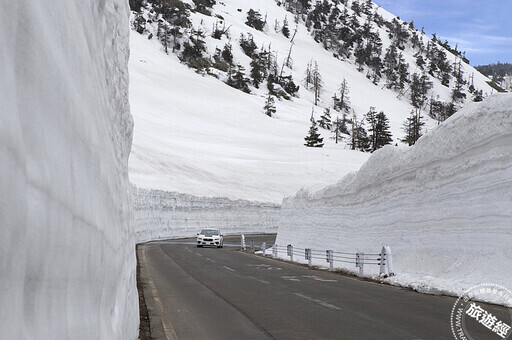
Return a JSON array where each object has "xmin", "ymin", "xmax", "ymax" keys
[{"xmin": 138, "ymin": 245, "xmax": 178, "ymax": 340}]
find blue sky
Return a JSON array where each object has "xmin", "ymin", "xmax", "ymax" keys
[{"xmin": 372, "ymin": 0, "xmax": 512, "ymax": 66}]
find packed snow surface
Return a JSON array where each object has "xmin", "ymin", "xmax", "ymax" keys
[
  {"xmin": 133, "ymin": 187, "xmax": 279, "ymax": 243},
  {"xmin": 276, "ymin": 94, "xmax": 512, "ymax": 303},
  {"xmin": 0, "ymin": 1, "xmax": 137, "ymax": 339}
]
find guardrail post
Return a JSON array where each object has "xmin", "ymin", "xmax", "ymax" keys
[
  {"xmin": 250, "ymin": 240, "xmax": 254, "ymax": 253},
  {"xmin": 384, "ymin": 245, "xmax": 394, "ymax": 276},
  {"xmin": 356, "ymin": 252, "xmax": 364, "ymax": 276},
  {"xmin": 287, "ymin": 244, "xmax": 293, "ymax": 261},
  {"xmin": 241, "ymin": 234, "xmax": 246, "ymax": 250},
  {"xmin": 326, "ymin": 250, "xmax": 333, "ymax": 271},
  {"xmin": 262, "ymin": 242, "xmax": 266, "ymax": 256},
  {"xmin": 305, "ymin": 249, "xmax": 312, "ymax": 266},
  {"xmin": 379, "ymin": 246, "xmax": 386, "ymax": 276},
  {"xmin": 273, "ymin": 244, "xmax": 277, "ymax": 257}
]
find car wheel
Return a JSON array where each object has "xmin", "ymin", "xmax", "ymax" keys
[{"xmin": 197, "ymin": 245, "xmax": 202, "ymax": 248}]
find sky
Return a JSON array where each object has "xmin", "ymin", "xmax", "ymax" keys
[{"xmin": 372, "ymin": 0, "xmax": 512, "ymax": 66}]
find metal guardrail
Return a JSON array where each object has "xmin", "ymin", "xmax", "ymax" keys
[{"xmin": 241, "ymin": 235, "xmax": 394, "ymax": 277}]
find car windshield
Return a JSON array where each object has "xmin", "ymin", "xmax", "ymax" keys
[{"xmin": 201, "ymin": 229, "xmax": 219, "ymax": 236}]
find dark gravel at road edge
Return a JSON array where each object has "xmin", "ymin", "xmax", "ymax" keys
[{"xmin": 137, "ymin": 244, "xmax": 152, "ymax": 340}]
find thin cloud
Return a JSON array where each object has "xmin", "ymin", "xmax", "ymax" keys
[{"xmin": 481, "ymin": 35, "xmax": 512, "ymax": 44}]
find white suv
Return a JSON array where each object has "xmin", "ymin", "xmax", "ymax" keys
[{"xmin": 196, "ymin": 228, "xmax": 224, "ymax": 248}]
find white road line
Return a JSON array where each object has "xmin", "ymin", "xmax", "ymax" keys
[
  {"xmin": 206, "ymin": 257, "xmax": 216, "ymax": 263},
  {"xmin": 293, "ymin": 293, "xmax": 341, "ymax": 310},
  {"xmin": 302, "ymin": 275, "xmax": 338, "ymax": 282},
  {"xmin": 282, "ymin": 276, "xmax": 301, "ymax": 282},
  {"xmin": 195, "ymin": 253, "xmax": 203, "ymax": 257},
  {"xmin": 222, "ymin": 265, "xmax": 236, "ymax": 272},
  {"xmin": 247, "ymin": 263, "xmax": 282, "ymax": 270},
  {"xmin": 185, "ymin": 247, "xmax": 193, "ymax": 253},
  {"xmin": 246, "ymin": 276, "xmax": 270, "ymax": 285}
]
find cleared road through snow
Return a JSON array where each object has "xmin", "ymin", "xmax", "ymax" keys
[{"xmin": 138, "ymin": 235, "xmax": 508, "ymax": 339}]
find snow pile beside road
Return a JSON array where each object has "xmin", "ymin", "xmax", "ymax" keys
[
  {"xmin": 276, "ymin": 94, "xmax": 512, "ymax": 300},
  {"xmin": 0, "ymin": 1, "xmax": 137, "ymax": 339},
  {"xmin": 133, "ymin": 187, "xmax": 280, "ymax": 243}
]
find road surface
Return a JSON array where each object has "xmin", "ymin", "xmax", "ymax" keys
[{"xmin": 138, "ymin": 234, "xmax": 509, "ymax": 339}]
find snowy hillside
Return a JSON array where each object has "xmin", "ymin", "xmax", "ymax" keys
[
  {"xmin": 276, "ymin": 94, "xmax": 512, "ymax": 302},
  {"xmin": 129, "ymin": 32, "xmax": 368, "ymax": 202},
  {"xmin": 0, "ymin": 1, "xmax": 137, "ymax": 339},
  {"xmin": 128, "ymin": 0, "xmax": 493, "ymax": 203}
]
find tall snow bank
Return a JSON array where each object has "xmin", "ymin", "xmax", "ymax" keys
[
  {"xmin": 0, "ymin": 1, "xmax": 137, "ymax": 339},
  {"xmin": 133, "ymin": 187, "xmax": 280, "ymax": 243},
  {"xmin": 276, "ymin": 94, "xmax": 512, "ymax": 298}
]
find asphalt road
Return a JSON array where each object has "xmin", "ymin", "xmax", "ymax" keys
[{"xmin": 138, "ymin": 234, "xmax": 509, "ymax": 339}]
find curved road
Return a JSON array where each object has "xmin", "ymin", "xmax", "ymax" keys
[{"xmin": 138, "ymin": 234, "xmax": 508, "ymax": 339}]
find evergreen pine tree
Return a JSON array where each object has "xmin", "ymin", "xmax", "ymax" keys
[
  {"xmin": 410, "ymin": 72, "xmax": 433, "ymax": 109},
  {"xmin": 350, "ymin": 112, "xmax": 370, "ymax": 152},
  {"xmin": 318, "ymin": 108, "xmax": 332, "ymax": 130},
  {"xmin": 333, "ymin": 78, "xmax": 351, "ymax": 113},
  {"xmin": 451, "ymin": 58, "xmax": 466, "ymax": 102},
  {"xmin": 400, "ymin": 110, "xmax": 425, "ymax": 146},
  {"xmin": 473, "ymin": 89, "xmax": 484, "ymax": 102},
  {"xmin": 383, "ymin": 43, "xmax": 399, "ymax": 89},
  {"xmin": 246, "ymin": 9, "xmax": 266, "ymax": 31},
  {"xmin": 397, "ymin": 53, "xmax": 409, "ymax": 90},
  {"xmin": 312, "ymin": 61, "xmax": 323, "ymax": 105},
  {"xmin": 263, "ymin": 92, "xmax": 276, "ymax": 117},
  {"xmin": 181, "ymin": 26, "xmax": 208, "ymax": 66},
  {"xmin": 304, "ymin": 114, "xmax": 324, "ymax": 147},
  {"xmin": 365, "ymin": 107, "xmax": 378, "ymax": 150},
  {"xmin": 133, "ymin": 13, "xmax": 146, "ymax": 34},
  {"xmin": 362, "ymin": 0, "xmax": 373, "ymax": 15},
  {"xmin": 374, "ymin": 111, "xmax": 393, "ymax": 149},
  {"xmin": 331, "ymin": 116, "xmax": 347, "ymax": 144},
  {"xmin": 226, "ymin": 64, "xmax": 251, "ymax": 93},
  {"xmin": 282, "ymin": 16, "xmax": 290, "ymax": 38},
  {"xmin": 365, "ymin": 107, "xmax": 392, "ymax": 151},
  {"xmin": 221, "ymin": 43, "xmax": 233, "ymax": 65},
  {"xmin": 351, "ymin": 0, "xmax": 361, "ymax": 16},
  {"xmin": 415, "ymin": 53, "xmax": 426, "ymax": 70},
  {"xmin": 158, "ymin": 21, "xmax": 172, "ymax": 54},
  {"xmin": 250, "ymin": 53, "xmax": 266, "ymax": 88},
  {"xmin": 303, "ymin": 60, "xmax": 313, "ymax": 89},
  {"xmin": 239, "ymin": 33, "xmax": 258, "ymax": 57}
]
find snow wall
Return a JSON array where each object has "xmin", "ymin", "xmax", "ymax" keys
[
  {"xmin": 133, "ymin": 187, "xmax": 280, "ymax": 243},
  {"xmin": 276, "ymin": 94, "xmax": 512, "ymax": 299},
  {"xmin": 0, "ymin": 1, "xmax": 137, "ymax": 339}
]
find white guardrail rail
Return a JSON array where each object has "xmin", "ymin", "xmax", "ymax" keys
[{"xmin": 241, "ymin": 235, "xmax": 394, "ymax": 277}]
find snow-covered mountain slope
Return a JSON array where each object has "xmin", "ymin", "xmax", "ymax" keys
[
  {"xmin": 276, "ymin": 94, "xmax": 512, "ymax": 302},
  {"xmin": 128, "ymin": 0, "xmax": 493, "ymax": 203},
  {"xmin": 129, "ymin": 32, "xmax": 369, "ymax": 202},
  {"xmin": 0, "ymin": 1, "xmax": 137, "ymax": 339}
]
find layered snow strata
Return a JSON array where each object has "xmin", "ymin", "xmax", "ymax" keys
[
  {"xmin": 0, "ymin": 1, "xmax": 136, "ymax": 338},
  {"xmin": 276, "ymin": 95, "xmax": 512, "ymax": 302},
  {"xmin": 133, "ymin": 187, "xmax": 280, "ymax": 243}
]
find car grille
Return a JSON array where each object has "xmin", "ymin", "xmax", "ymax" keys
[{"xmin": 204, "ymin": 238, "xmax": 213, "ymax": 241}]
